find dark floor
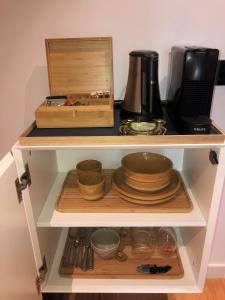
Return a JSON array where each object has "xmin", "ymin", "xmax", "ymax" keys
[{"xmin": 43, "ymin": 293, "xmax": 168, "ymax": 300}]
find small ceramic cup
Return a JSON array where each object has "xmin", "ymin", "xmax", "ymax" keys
[
  {"xmin": 91, "ymin": 228, "xmax": 120, "ymax": 259},
  {"xmin": 76, "ymin": 159, "xmax": 102, "ymax": 177},
  {"xmin": 77, "ymin": 172, "xmax": 105, "ymax": 200}
]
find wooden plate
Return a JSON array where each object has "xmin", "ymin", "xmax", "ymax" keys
[
  {"xmin": 112, "ymin": 168, "xmax": 181, "ymax": 201},
  {"xmin": 123, "ymin": 172, "xmax": 170, "ymax": 192},
  {"xmin": 113, "ymin": 189, "xmax": 179, "ymax": 205},
  {"xmin": 123, "ymin": 166, "xmax": 172, "ymax": 183}
]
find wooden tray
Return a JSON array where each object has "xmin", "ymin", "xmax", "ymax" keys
[
  {"xmin": 59, "ymin": 230, "xmax": 184, "ymax": 279},
  {"xmin": 55, "ymin": 169, "xmax": 193, "ymax": 213}
]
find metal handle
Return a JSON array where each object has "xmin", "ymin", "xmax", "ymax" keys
[
  {"xmin": 87, "ymin": 245, "xmax": 94, "ymax": 270},
  {"xmin": 73, "ymin": 240, "xmax": 79, "ymax": 268},
  {"xmin": 63, "ymin": 238, "xmax": 73, "ymax": 267},
  {"xmin": 81, "ymin": 245, "xmax": 89, "ymax": 271},
  {"xmin": 76, "ymin": 239, "xmax": 83, "ymax": 268}
]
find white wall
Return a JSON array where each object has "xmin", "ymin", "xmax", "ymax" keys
[
  {"xmin": 1, "ymin": 0, "xmax": 225, "ymax": 158},
  {"xmin": 1, "ymin": 0, "xmax": 225, "ymax": 274}
]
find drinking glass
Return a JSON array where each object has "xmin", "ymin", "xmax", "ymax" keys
[
  {"xmin": 157, "ymin": 227, "xmax": 177, "ymax": 256},
  {"xmin": 131, "ymin": 227, "xmax": 156, "ymax": 258}
]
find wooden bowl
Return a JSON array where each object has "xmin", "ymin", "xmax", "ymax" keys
[
  {"xmin": 123, "ymin": 170, "xmax": 171, "ymax": 192},
  {"xmin": 76, "ymin": 159, "xmax": 102, "ymax": 177},
  {"xmin": 121, "ymin": 152, "xmax": 172, "ymax": 183},
  {"xmin": 77, "ymin": 172, "xmax": 105, "ymax": 200}
]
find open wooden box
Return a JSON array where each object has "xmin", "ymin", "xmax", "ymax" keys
[{"xmin": 35, "ymin": 37, "xmax": 114, "ymax": 128}]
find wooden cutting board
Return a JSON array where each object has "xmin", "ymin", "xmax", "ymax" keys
[{"xmin": 55, "ymin": 169, "xmax": 193, "ymax": 213}]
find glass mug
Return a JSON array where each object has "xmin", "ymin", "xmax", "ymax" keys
[{"xmin": 131, "ymin": 227, "xmax": 156, "ymax": 258}]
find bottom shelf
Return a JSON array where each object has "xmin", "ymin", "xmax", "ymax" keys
[
  {"xmin": 43, "ymin": 229, "xmax": 200, "ymax": 293},
  {"xmin": 59, "ymin": 229, "xmax": 183, "ymax": 279}
]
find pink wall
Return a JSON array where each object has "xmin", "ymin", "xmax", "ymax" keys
[{"xmin": 1, "ymin": 0, "xmax": 225, "ymax": 274}]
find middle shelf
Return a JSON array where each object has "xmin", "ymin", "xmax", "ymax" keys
[{"xmin": 37, "ymin": 170, "xmax": 206, "ymax": 227}]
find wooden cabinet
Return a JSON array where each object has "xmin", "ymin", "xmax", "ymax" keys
[{"xmin": 2, "ymin": 128, "xmax": 225, "ymax": 296}]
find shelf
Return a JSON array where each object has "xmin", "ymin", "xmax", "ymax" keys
[
  {"xmin": 18, "ymin": 134, "xmax": 225, "ymax": 149},
  {"xmin": 59, "ymin": 229, "xmax": 184, "ymax": 279},
  {"xmin": 17, "ymin": 107, "xmax": 225, "ymax": 149},
  {"xmin": 42, "ymin": 229, "xmax": 200, "ymax": 293},
  {"xmin": 37, "ymin": 172, "xmax": 206, "ymax": 227},
  {"xmin": 56, "ymin": 169, "xmax": 192, "ymax": 212}
]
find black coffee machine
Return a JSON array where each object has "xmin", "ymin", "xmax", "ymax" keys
[
  {"xmin": 167, "ymin": 46, "xmax": 219, "ymax": 134},
  {"xmin": 121, "ymin": 51, "xmax": 163, "ymax": 121}
]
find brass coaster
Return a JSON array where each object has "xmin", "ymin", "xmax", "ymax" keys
[{"xmin": 119, "ymin": 119, "xmax": 167, "ymax": 135}]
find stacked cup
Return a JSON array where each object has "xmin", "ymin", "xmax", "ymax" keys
[{"xmin": 76, "ymin": 159, "xmax": 105, "ymax": 200}]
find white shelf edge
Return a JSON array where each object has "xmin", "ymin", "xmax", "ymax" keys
[
  {"xmin": 37, "ymin": 172, "xmax": 206, "ymax": 227},
  {"xmin": 42, "ymin": 228, "xmax": 200, "ymax": 294}
]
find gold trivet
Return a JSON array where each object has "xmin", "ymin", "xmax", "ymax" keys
[{"xmin": 119, "ymin": 119, "xmax": 167, "ymax": 135}]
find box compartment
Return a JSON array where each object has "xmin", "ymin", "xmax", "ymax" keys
[
  {"xmin": 35, "ymin": 37, "xmax": 114, "ymax": 128},
  {"xmin": 33, "ymin": 148, "xmax": 211, "ymax": 227},
  {"xmin": 59, "ymin": 227, "xmax": 184, "ymax": 280},
  {"xmin": 42, "ymin": 228, "xmax": 199, "ymax": 293}
]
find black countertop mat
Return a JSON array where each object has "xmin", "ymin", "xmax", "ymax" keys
[{"xmin": 27, "ymin": 105, "xmax": 220, "ymax": 137}]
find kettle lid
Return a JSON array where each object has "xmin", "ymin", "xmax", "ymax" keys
[{"xmin": 129, "ymin": 50, "xmax": 158, "ymax": 59}]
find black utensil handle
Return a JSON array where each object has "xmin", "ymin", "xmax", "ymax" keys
[
  {"xmin": 46, "ymin": 95, "xmax": 67, "ymax": 99},
  {"xmin": 81, "ymin": 246, "xmax": 89, "ymax": 271},
  {"xmin": 77, "ymin": 240, "xmax": 84, "ymax": 268},
  {"xmin": 73, "ymin": 243, "xmax": 79, "ymax": 268},
  {"xmin": 63, "ymin": 239, "xmax": 72, "ymax": 267},
  {"xmin": 87, "ymin": 246, "xmax": 94, "ymax": 270}
]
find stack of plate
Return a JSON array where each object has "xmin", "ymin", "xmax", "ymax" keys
[{"xmin": 112, "ymin": 152, "xmax": 181, "ymax": 205}]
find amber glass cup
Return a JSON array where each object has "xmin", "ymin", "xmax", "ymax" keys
[{"xmin": 157, "ymin": 227, "xmax": 177, "ymax": 256}]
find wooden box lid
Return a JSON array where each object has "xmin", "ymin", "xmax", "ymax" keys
[{"xmin": 45, "ymin": 37, "xmax": 114, "ymax": 96}]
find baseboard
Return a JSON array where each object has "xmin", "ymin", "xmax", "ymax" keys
[{"xmin": 207, "ymin": 264, "xmax": 225, "ymax": 278}]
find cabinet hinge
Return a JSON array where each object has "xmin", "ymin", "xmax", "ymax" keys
[
  {"xmin": 15, "ymin": 163, "xmax": 31, "ymax": 203},
  {"xmin": 36, "ymin": 256, "xmax": 48, "ymax": 295},
  {"xmin": 209, "ymin": 149, "xmax": 219, "ymax": 165}
]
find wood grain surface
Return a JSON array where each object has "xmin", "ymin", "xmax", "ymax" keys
[
  {"xmin": 168, "ymin": 279, "xmax": 225, "ymax": 300},
  {"xmin": 18, "ymin": 133, "xmax": 225, "ymax": 147},
  {"xmin": 112, "ymin": 168, "xmax": 181, "ymax": 201},
  {"xmin": 36, "ymin": 37, "xmax": 114, "ymax": 128},
  {"xmin": 35, "ymin": 104, "xmax": 114, "ymax": 128},
  {"xmin": 45, "ymin": 37, "xmax": 113, "ymax": 96},
  {"xmin": 56, "ymin": 169, "xmax": 193, "ymax": 213}
]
